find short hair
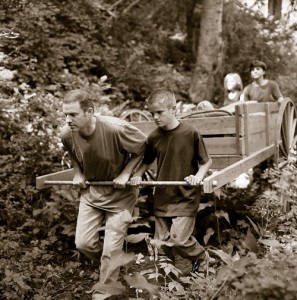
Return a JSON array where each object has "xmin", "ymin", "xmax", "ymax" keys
[
  {"xmin": 63, "ymin": 89, "xmax": 94, "ymax": 111},
  {"xmin": 250, "ymin": 60, "xmax": 267, "ymax": 72},
  {"xmin": 146, "ymin": 89, "xmax": 176, "ymax": 109},
  {"xmin": 224, "ymin": 73, "xmax": 243, "ymax": 91}
]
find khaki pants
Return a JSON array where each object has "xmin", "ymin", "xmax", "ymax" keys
[
  {"xmin": 155, "ymin": 216, "xmax": 205, "ymax": 262},
  {"xmin": 75, "ymin": 202, "xmax": 133, "ymax": 284}
]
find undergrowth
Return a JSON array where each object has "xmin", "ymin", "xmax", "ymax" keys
[{"xmin": 1, "ymin": 153, "xmax": 297, "ymax": 299}]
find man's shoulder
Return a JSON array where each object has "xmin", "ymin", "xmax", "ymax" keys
[
  {"xmin": 267, "ymin": 80, "xmax": 279, "ymax": 87},
  {"xmin": 179, "ymin": 121, "xmax": 200, "ymax": 133},
  {"xmin": 95, "ymin": 114, "xmax": 126, "ymax": 127},
  {"xmin": 95, "ymin": 114, "xmax": 146, "ymax": 138},
  {"xmin": 94, "ymin": 115, "xmax": 130, "ymax": 132},
  {"xmin": 148, "ymin": 127, "xmax": 161, "ymax": 138},
  {"xmin": 243, "ymin": 83, "xmax": 253, "ymax": 92},
  {"xmin": 180, "ymin": 121, "xmax": 194, "ymax": 129}
]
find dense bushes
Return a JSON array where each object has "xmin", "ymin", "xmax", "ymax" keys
[{"xmin": 1, "ymin": 0, "xmax": 297, "ymax": 104}]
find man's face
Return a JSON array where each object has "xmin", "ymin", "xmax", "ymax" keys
[
  {"xmin": 147, "ymin": 102, "xmax": 176, "ymax": 130},
  {"xmin": 62, "ymin": 101, "xmax": 89, "ymax": 132},
  {"xmin": 251, "ymin": 66, "xmax": 265, "ymax": 79}
]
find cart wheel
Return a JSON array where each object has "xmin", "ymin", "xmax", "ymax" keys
[
  {"xmin": 274, "ymin": 98, "xmax": 297, "ymax": 163},
  {"xmin": 179, "ymin": 109, "xmax": 233, "ymax": 119},
  {"xmin": 119, "ymin": 109, "xmax": 152, "ymax": 122}
]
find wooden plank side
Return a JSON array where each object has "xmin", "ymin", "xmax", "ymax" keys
[
  {"xmin": 204, "ymin": 137, "xmax": 238, "ymax": 155},
  {"xmin": 203, "ymin": 145, "xmax": 275, "ymax": 193},
  {"xmin": 248, "ymin": 131, "xmax": 268, "ymax": 153},
  {"xmin": 269, "ymin": 113, "xmax": 278, "ymax": 144},
  {"xmin": 181, "ymin": 117, "xmax": 236, "ymax": 135},
  {"xmin": 246, "ymin": 114, "xmax": 266, "ymax": 134},
  {"xmin": 237, "ymin": 102, "xmax": 279, "ymax": 156},
  {"xmin": 131, "ymin": 116, "xmax": 237, "ymax": 136},
  {"xmin": 238, "ymin": 113, "xmax": 278, "ymax": 137},
  {"xmin": 210, "ymin": 155, "xmax": 242, "ymax": 169},
  {"xmin": 243, "ymin": 104, "xmax": 250, "ymax": 155},
  {"xmin": 236, "ymin": 102, "xmax": 279, "ymax": 115},
  {"xmin": 36, "ymin": 169, "xmax": 74, "ymax": 189},
  {"xmin": 235, "ymin": 104, "xmax": 242, "ymax": 155},
  {"xmin": 265, "ymin": 103, "xmax": 270, "ymax": 146},
  {"xmin": 246, "ymin": 111, "xmax": 279, "ymax": 153}
]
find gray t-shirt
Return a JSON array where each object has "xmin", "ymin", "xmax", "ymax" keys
[
  {"xmin": 242, "ymin": 80, "xmax": 282, "ymax": 102},
  {"xmin": 61, "ymin": 115, "xmax": 146, "ymax": 212}
]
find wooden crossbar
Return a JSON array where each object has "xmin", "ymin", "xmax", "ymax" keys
[{"xmin": 41, "ymin": 180, "xmax": 210, "ymax": 187}]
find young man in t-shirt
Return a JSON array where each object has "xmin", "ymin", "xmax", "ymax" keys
[
  {"xmin": 242, "ymin": 61, "xmax": 285, "ymax": 186},
  {"xmin": 130, "ymin": 89, "xmax": 212, "ymax": 274},
  {"xmin": 60, "ymin": 89, "xmax": 146, "ymax": 299},
  {"xmin": 242, "ymin": 60, "xmax": 284, "ymax": 104}
]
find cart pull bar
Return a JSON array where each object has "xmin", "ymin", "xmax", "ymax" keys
[{"xmin": 43, "ymin": 180, "xmax": 217, "ymax": 187}]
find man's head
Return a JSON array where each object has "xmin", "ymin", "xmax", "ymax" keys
[
  {"xmin": 250, "ymin": 60, "xmax": 267, "ymax": 79},
  {"xmin": 62, "ymin": 89, "xmax": 95, "ymax": 132},
  {"xmin": 63, "ymin": 89, "xmax": 94, "ymax": 112},
  {"xmin": 146, "ymin": 89, "xmax": 177, "ymax": 130},
  {"xmin": 250, "ymin": 60, "xmax": 267, "ymax": 72},
  {"xmin": 146, "ymin": 89, "xmax": 176, "ymax": 108}
]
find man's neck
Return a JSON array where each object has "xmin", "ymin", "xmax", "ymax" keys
[
  {"xmin": 80, "ymin": 116, "xmax": 97, "ymax": 137},
  {"xmin": 163, "ymin": 118, "xmax": 180, "ymax": 131}
]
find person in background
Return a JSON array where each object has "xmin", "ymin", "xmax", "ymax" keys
[
  {"xmin": 242, "ymin": 61, "xmax": 285, "ymax": 187},
  {"xmin": 241, "ymin": 60, "xmax": 285, "ymax": 104},
  {"xmin": 223, "ymin": 73, "xmax": 244, "ymax": 106},
  {"xmin": 60, "ymin": 89, "xmax": 146, "ymax": 300},
  {"xmin": 130, "ymin": 89, "xmax": 212, "ymax": 274}
]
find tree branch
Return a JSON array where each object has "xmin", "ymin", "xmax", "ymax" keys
[{"xmin": 123, "ymin": 0, "xmax": 142, "ymax": 15}]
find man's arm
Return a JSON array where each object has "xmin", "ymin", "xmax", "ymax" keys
[
  {"xmin": 113, "ymin": 153, "xmax": 145, "ymax": 188},
  {"xmin": 61, "ymin": 136, "xmax": 86, "ymax": 188},
  {"xmin": 129, "ymin": 163, "xmax": 151, "ymax": 186},
  {"xmin": 271, "ymin": 80, "xmax": 284, "ymax": 104},
  {"xmin": 72, "ymin": 159, "xmax": 87, "ymax": 188},
  {"xmin": 184, "ymin": 158, "xmax": 212, "ymax": 186}
]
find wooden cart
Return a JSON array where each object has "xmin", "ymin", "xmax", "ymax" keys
[{"xmin": 36, "ymin": 98, "xmax": 297, "ymax": 193}]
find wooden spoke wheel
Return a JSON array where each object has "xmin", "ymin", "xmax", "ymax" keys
[
  {"xmin": 119, "ymin": 109, "xmax": 152, "ymax": 122},
  {"xmin": 274, "ymin": 98, "xmax": 297, "ymax": 163}
]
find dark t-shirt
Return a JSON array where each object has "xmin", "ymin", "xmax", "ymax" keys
[
  {"xmin": 142, "ymin": 122, "xmax": 210, "ymax": 217},
  {"xmin": 60, "ymin": 115, "xmax": 146, "ymax": 211}
]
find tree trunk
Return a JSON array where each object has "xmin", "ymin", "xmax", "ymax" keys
[
  {"xmin": 268, "ymin": 0, "xmax": 282, "ymax": 20},
  {"xmin": 189, "ymin": 0, "xmax": 224, "ymax": 104},
  {"xmin": 185, "ymin": 0, "xmax": 201, "ymax": 58}
]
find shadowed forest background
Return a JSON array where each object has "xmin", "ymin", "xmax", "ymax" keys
[{"xmin": 1, "ymin": 0, "xmax": 297, "ymax": 299}]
